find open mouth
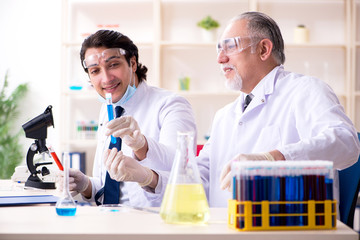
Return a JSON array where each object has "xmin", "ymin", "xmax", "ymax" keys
[{"xmin": 222, "ymin": 65, "xmax": 234, "ymax": 76}]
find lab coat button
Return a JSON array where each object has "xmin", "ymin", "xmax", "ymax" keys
[
  {"xmin": 261, "ymin": 99, "xmax": 265, "ymax": 102},
  {"xmin": 239, "ymin": 122, "xmax": 243, "ymax": 125}
]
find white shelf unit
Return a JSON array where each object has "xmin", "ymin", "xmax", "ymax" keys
[
  {"xmin": 60, "ymin": 0, "xmax": 359, "ymax": 175},
  {"xmin": 354, "ymin": 0, "xmax": 360, "ymax": 131}
]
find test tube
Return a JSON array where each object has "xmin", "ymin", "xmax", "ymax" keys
[
  {"xmin": 105, "ymin": 93, "xmax": 116, "ymax": 144},
  {"xmin": 48, "ymin": 145, "xmax": 63, "ymax": 171}
]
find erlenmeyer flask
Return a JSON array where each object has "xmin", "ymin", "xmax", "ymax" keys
[
  {"xmin": 56, "ymin": 152, "xmax": 77, "ymax": 216},
  {"xmin": 160, "ymin": 131, "xmax": 209, "ymax": 224}
]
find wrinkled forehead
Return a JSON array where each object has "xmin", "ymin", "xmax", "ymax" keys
[{"xmin": 220, "ymin": 19, "xmax": 249, "ymax": 40}]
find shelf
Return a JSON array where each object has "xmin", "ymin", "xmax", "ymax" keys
[
  {"xmin": 257, "ymin": 0, "xmax": 345, "ymax": 3},
  {"xmin": 162, "ymin": 0, "xmax": 244, "ymax": 2},
  {"xmin": 285, "ymin": 43, "xmax": 346, "ymax": 48},
  {"xmin": 62, "ymin": 89, "xmax": 240, "ymax": 99},
  {"xmin": 62, "ymin": 89, "xmax": 98, "ymax": 99},
  {"xmin": 67, "ymin": 0, "xmax": 155, "ymax": 43},
  {"xmin": 62, "ymin": 41, "xmax": 153, "ymax": 48},
  {"xmin": 160, "ymin": 42, "xmax": 346, "ymax": 49},
  {"xmin": 159, "ymin": 42, "xmax": 347, "ymax": 48},
  {"xmin": 69, "ymin": 0, "xmax": 152, "ymax": 3},
  {"xmin": 177, "ymin": 91, "xmax": 239, "ymax": 97},
  {"xmin": 61, "ymin": 139, "xmax": 97, "ymax": 147},
  {"xmin": 160, "ymin": 41, "xmax": 217, "ymax": 47}
]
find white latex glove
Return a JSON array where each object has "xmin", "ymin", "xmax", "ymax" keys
[
  {"xmin": 56, "ymin": 168, "xmax": 90, "ymax": 193},
  {"xmin": 103, "ymin": 148, "xmax": 153, "ymax": 187},
  {"xmin": 219, "ymin": 152, "xmax": 275, "ymax": 191},
  {"xmin": 105, "ymin": 116, "xmax": 146, "ymax": 151}
]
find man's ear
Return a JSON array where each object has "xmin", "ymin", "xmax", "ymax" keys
[
  {"xmin": 130, "ymin": 56, "xmax": 137, "ymax": 72},
  {"xmin": 258, "ymin": 39, "xmax": 273, "ymax": 61}
]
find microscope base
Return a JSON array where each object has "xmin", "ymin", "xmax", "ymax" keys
[{"xmin": 25, "ymin": 175, "xmax": 56, "ymax": 189}]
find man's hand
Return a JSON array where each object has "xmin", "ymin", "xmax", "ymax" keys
[
  {"xmin": 57, "ymin": 168, "xmax": 90, "ymax": 193},
  {"xmin": 219, "ymin": 152, "xmax": 275, "ymax": 191},
  {"xmin": 105, "ymin": 116, "xmax": 146, "ymax": 152},
  {"xmin": 103, "ymin": 148, "xmax": 153, "ymax": 187}
]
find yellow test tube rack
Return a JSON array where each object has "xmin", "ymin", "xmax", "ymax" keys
[{"xmin": 228, "ymin": 199, "xmax": 337, "ymax": 231}]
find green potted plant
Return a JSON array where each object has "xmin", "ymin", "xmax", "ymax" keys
[
  {"xmin": 197, "ymin": 15, "xmax": 220, "ymax": 42},
  {"xmin": 0, "ymin": 71, "xmax": 28, "ymax": 179}
]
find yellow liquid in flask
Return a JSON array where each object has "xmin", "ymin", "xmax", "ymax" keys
[{"xmin": 160, "ymin": 183, "xmax": 210, "ymax": 224}]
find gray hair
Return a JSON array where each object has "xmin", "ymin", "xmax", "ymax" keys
[{"xmin": 231, "ymin": 12, "xmax": 285, "ymax": 64}]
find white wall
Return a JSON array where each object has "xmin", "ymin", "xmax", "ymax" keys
[{"xmin": 0, "ymin": 0, "xmax": 62, "ymax": 164}]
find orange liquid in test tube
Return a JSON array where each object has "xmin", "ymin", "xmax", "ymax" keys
[{"xmin": 49, "ymin": 147, "xmax": 64, "ymax": 171}]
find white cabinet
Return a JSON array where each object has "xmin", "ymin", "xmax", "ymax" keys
[{"xmin": 60, "ymin": 0, "xmax": 359, "ymax": 175}]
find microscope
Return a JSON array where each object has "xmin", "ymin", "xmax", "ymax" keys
[{"xmin": 22, "ymin": 105, "xmax": 56, "ymax": 189}]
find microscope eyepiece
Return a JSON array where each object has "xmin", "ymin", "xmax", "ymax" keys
[{"xmin": 22, "ymin": 105, "xmax": 54, "ymax": 140}]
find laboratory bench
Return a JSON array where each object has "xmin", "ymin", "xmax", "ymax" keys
[
  {"xmin": 0, "ymin": 180, "xmax": 358, "ymax": 240},
  {"xmin": 0, "ymin": 205, "xmax": 358, "ymax": 240}
]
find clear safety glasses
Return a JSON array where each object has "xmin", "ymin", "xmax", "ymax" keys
[
  {"xmin": 82, "ymin": 48, "xmax": 126, "ymax": 69},
  {"xmin": 216, "ymin": 36, "xmax": 258, "ymax": 56}
]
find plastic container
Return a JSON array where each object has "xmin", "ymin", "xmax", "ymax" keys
[{"xmin": 294, "ymin": 25, "xmax": 309, "ymax": 44}]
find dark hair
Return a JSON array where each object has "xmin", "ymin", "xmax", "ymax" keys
[
  {"xmin": 80, "ymin": 30, "xmax": 148, "ymax": 82},
  {"xmin": 232, "ymin": 12, "xmax": 285, "ymax": 64}
]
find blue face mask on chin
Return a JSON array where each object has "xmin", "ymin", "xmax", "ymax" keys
[
  {"xmin": 97, "ymin": 83, "xmax": 137, "ymax": 104},
  {"xmin": 115, "ymin": 83, "xmax": 136, "ymax": 105}
]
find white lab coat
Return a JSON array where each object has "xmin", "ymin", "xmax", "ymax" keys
[
  {"xmin": 85, "ymin": 81, "xmax": 196, "ymax": 207},
  {"xmin": 155, "ymin": 65, "xmax": 360, "ymax": 208},
  {"xmin": 197, "ymin": 65, "xmax": 360, "ymax": 207}
]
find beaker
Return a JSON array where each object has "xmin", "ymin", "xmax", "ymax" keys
[
  {"xmin": 55, "ymin": 152, "xmax": 77, "ymax": 216},
  {"xmin": 160, "ymin": 131, "xmax": 209, "ymax": 224}
]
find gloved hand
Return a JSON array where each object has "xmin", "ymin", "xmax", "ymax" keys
[
  {"xmin": 103, "ymin": 148, "xmax": 154, "ymax": 187},
  {"xmin": 219, "ymin": 152, "xmax": 275, "ymax": 191},
  {"xmin": 56, "ymin": 168, "xmax": 90, "ymax": 193},
  {"xmin": 105, "ymin": 116, "xmax": 146, "ymax": 152}
]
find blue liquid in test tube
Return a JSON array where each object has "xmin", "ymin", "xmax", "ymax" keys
[{"xmin": 106, "ymin": 93, "xmax": 116, "ymax": 144}]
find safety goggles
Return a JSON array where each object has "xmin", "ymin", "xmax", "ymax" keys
[
  {"xmin": 216, "ymin": 36, "xmax": 258, "ymax": 56},
  {"xmin": 82, "ymin": 48, "xmax": 126, "ymax": 69}
]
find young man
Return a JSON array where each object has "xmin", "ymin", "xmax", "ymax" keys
[{"xmin": 60, "ymin": 30, "xmax": 196, "ymax": 207}]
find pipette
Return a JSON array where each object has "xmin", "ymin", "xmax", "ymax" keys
[
  {"xmin": 48, "ymin": 145, "xmax": 63, "ymax": 171},
  {"xmin": 106, "ymin": 93, "xmax": 117, "ymax": 144}
]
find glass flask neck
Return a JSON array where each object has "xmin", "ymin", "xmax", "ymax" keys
[
  {"xmin": 177, "ymin": 132, "xmax": 195, "ymax": 168},
  {"xmin": 63, "ymin": 152, "xmax": 71, "ymax": 196},
  {"xmin": 168, "ymin": 131, "xmax": 201, "ymax": 184}
]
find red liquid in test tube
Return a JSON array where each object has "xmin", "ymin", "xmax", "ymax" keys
[{"xmin": 49, "ymin": 146, "xmax": 64, "ymax": 171}]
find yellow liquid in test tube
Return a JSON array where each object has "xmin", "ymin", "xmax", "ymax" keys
[{"xmin": 160, "ymin": 183, "xmax": 210, "ymax": 224}]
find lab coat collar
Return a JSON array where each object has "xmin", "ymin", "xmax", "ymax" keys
[
  {"xmin": 236, "ymin": 65, "xmax": 283, "ymax": 115},
  {"xmin": 254, "ymin": 65, "xmax": 282, "ymax": 98}
]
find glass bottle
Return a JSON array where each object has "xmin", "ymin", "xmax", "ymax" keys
[
  {"xmin": 56, "ymin": 152, "xmax": 77, "ymax": 216},
  {"xmin": 160, "ymin": 131, "xmax": 210, "ymax": 224}
]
